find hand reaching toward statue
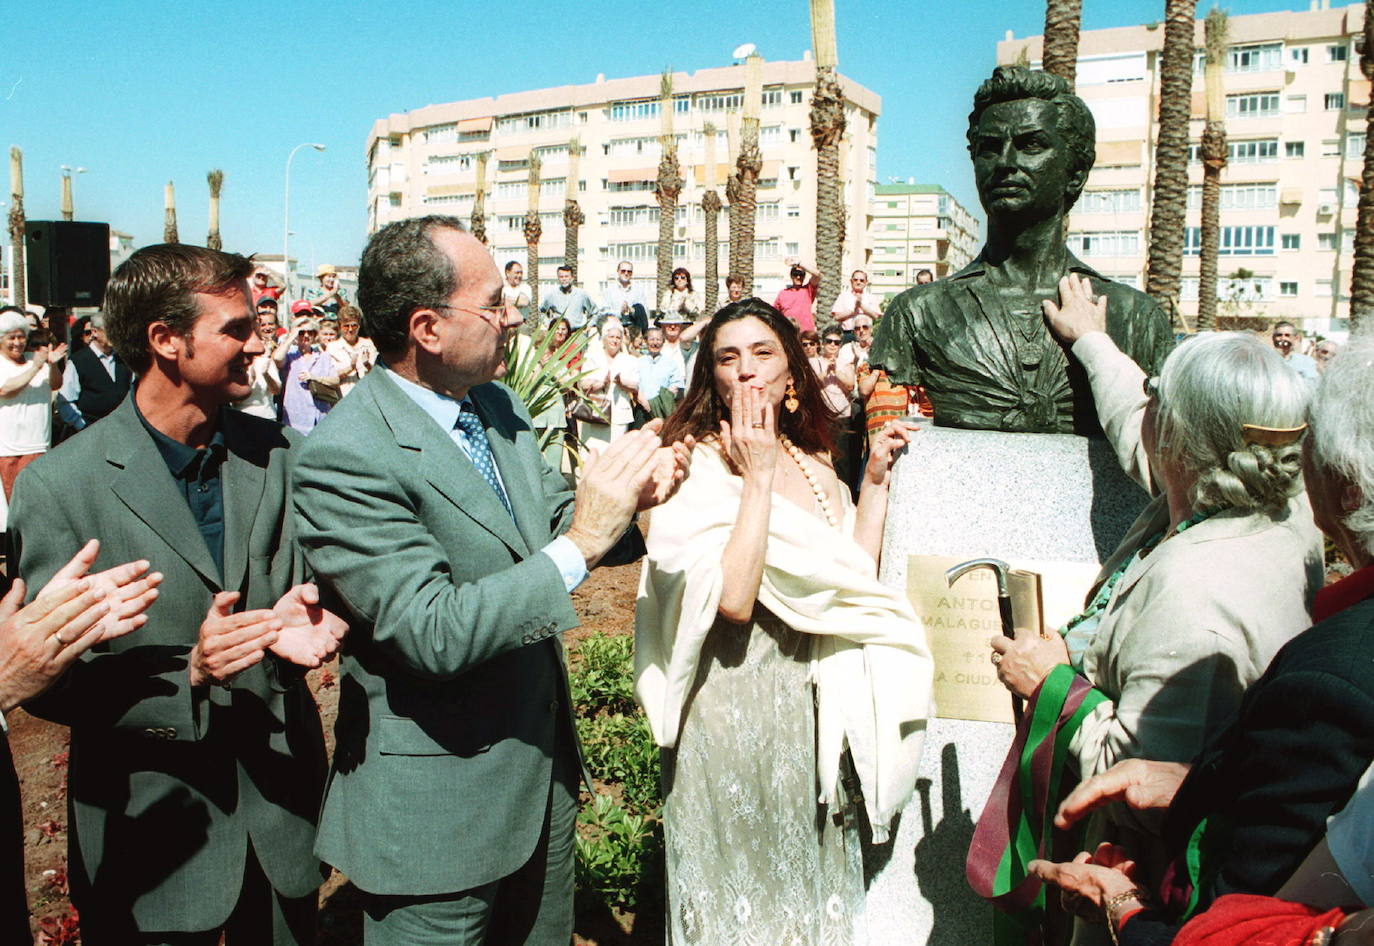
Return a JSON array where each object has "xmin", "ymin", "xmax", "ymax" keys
[
  {"xmin": 269, "ymin": 583, "xmax": 348, "ymax": 669},
  {"xmin": 989, "ymin": 623, "xmax": 1068, "ymax": 700},
  {"xmin": 863, "ymin": 419, "xmax": 916, "ymax": 489},
  {"xmin": 1042, "ymin": 273, "xmax": 1107, "ymax": 344},
  {"xmin": 1055, "ymin": 758, "xmax": 1192, "ymax": 829}
]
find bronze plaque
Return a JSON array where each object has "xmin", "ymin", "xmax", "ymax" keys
[{"xmin": 906, "ymin": 554, "xmax": 1103, "ymax": 724}]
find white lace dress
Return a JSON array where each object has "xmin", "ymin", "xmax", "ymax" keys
[{"xmin": 661, "ymin": 608, "xmax": 866, "ymax": 945}]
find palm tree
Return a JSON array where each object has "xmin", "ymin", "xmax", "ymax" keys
[
  {"xmin": 1042, "ymin": 0, "xmax": 1083, "ymax": 87},
  {"xmin": 702, "ymin": 121, "xmax": 723, "ymax": 313},
  {"xmin": 524, "ymin": 154, "xmax": 542, "ymax": 314},
  {"xmin": 164, "ymin": 181, "xmax": 180, "ymax": 244},
  {"xmin": 7, "ymin": 148, "xmax": 25, "ymax": 306},
  {"xmin": 1144, "ymin": 0, "xmax": 1198, "ymax": 331},
  {"xmin": 206, "ymin": 169, "xmax": 224, "ymax": 250},
  {"xmin": 471, "ymin": 150, "xmax": 490, "ymax": 245},
  {"xmin": 810, "ymin": 0, "xmax": 846, "ymax": 318},
  {"xmin": 1196, "ymin": 8, "xmax": 1228, "ymax": 331},
  {"xmin": 654, "ymin": 72, "xmax": 684, "ymax": 305},
  {"xmin": 1351, "ymin": 0, "xmax": 1374, "ymax": 330},
  {"xmin": 732, "ymin": 55, "xmax": 765, "ymax": 294},
  {"xmin": 564, "ymin": 138, "xmax": 584, "ymax": 281}
]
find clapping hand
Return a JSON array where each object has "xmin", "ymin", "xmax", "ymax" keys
[
  {"xmin": 44, "ymin": 343, "xmax": 69, "ymax": 365},
  {"xmin": 269, "ymin": 583, "xmax": 348, "ymax": 669},
  {"xmin": 0, "ymin": 540, "xmax": 162, "ymax": 711}
]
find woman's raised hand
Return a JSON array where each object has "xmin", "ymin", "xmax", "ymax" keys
[
  {"xmin": 864, "ymin": 419, "xmax": 917, "ymax": 488},
  {"xmin": 718, "ymin": 380, "xmax": 778, "ymax": 484}
]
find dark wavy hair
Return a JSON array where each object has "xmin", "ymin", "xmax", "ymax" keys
[
  {"xmin": 671, "ymin": 267, "xmax": 694, "ymax": 292},
  {"xmin": 660, "ymin": 298, "xmax": 837, "ymax": 458}
]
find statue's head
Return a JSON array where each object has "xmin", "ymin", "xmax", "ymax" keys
[{"xmin": 966, "ymin": 66, "xmax": 1096, "ymax": 219}]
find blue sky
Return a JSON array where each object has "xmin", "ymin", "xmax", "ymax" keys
[{"xmin": 3, "ymin": 0, "xmax": 1309, "ymax": 269}]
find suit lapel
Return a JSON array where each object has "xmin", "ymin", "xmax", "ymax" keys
[
  {"xmin": 471, "ymin": 385, "xmax": 547, "ymax": 553},
  {"xmin": 219, "ymin": 414, "xmax": 268, "ymax": 594},
  {"xmin": 104, "ymin": 401, "xmax": 222, "ymax": 588},
  {"xmin": 370, "ymin": 371, "xmax": 530, "ymax": 557}
]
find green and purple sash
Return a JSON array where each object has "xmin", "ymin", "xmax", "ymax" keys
[{"xmin": 967, "ymin": 664, "xmax": 1108, "ymax": 946}]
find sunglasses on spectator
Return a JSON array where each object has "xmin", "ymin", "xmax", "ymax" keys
[{"xmin": 823, "ymin": 338, "xmax": 842, "ymax": 345}]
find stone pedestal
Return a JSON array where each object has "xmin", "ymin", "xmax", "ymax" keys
[{"xmin": 864, "ymin": 422, "xmax": 1150, "ymax": 945}]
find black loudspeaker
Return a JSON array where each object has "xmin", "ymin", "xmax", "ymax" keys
[{"xmin": 24, "ymin": 221, "xmax": 111, "ymax": 307}]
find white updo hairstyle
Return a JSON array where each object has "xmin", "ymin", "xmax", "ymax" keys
[
  {"xmin": 0, "ymin": 312, "xmax": 31, "ymax": 339},
  {"xmin": 1152, "ymin": 332, "xmax": 1310, "ymax": 515}
]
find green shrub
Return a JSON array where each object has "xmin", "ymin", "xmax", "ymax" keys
[
  {"xmin": 569, "ymin": 633, "xmax": 636, "ymax": 715},
  {"xmin": 577, "ymin": 712, "xmax": 661, "ymax": 812},
  {"xmin": 574, "ymin": 793, "xmax": 664, "ymax": 914}
]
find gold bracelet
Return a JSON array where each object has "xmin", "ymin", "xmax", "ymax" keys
[{"xmin": 1104, "ymin": 889, "xmax": 1150, "ymax": 946}]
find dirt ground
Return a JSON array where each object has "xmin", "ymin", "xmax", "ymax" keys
[{"xmin": 10, "ymin": 555, "xmax": 646, "ymax": 945}]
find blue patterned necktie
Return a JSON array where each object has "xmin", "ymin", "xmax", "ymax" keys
[{"xmin": 455, "ymin": 404, "xmax": 514, "ymax": 518}]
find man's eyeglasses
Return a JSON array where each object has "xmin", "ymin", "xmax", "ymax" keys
[
  {"xmin": 823, "ymin": 338, "xmax": 842, "ymax": 345},
  {"xmin": 433, "ymin": 301, "xmax": 508, "ymax": 321}
]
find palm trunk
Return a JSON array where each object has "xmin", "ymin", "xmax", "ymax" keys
[
  {"xmin": 1144, "ymin": 0, "xmax": 1197, "ymax": 331},
  {"xmin": 703, "ymin": 190, "xmax": 722, "ymax": 314},
  {"xmin": 524, "ymin": 155, "xmax": 542, "ymax": 315},
  {"xmin": 164, "ymin": 181, "xmax": 180, "ymax": 244},
  {"xmin": 563, "ymin": 139, "xmax": 583, "ymax": 280},
  {"xmin": 1196, "ymin": 9, "xmax": 1228, "ymax": 332},
  {"xmin": 1351, "ymin": 0, "xmax": 1374, "ymax": 329},
  {"xmin": 655, "ymin": 73, "xmax": 683, "ymax": 305},
  {"xmin": 60, "ymin": 175, "xmax": 74, "ymax": 222},
  {"xmin": 8, "ymin": 148, "xmax": 26, "ymax": 306},
  {"xmin": 471, "ymin": 150, "xmax": 490, "ymax": 245},
  {"xmin": 732, "ymin": 133, "xmax": 761, "ymax": 294},
  {"xmin": 207, "ymin": 169, "xmax": 224, "ymax": 251},
  {"xmin": 1042, "ymin": 0, "xmax": 1083, "ymax": 87},
  {"xmin": 726, "ymin": 167, "xmax": 743, "ymax": 285},
  {"xmin": 810, "ymin": 0, "xmax": 845, "ymax": 316}
]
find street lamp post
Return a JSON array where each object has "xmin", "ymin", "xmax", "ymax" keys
[
  {"xmin": 59, "ymin": 165, "xmax": 87, "ymax": 221},
  {"xmin": 284, "ymin": 143, "xmax": 325, "ymax": 301}
]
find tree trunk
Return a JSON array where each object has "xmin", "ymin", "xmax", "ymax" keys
[
  {"xmin": 1351, "ymin": 0, "xmax": 1374, "ymax": 329},
  {"xmin": 1042, "ymin": 0, "xmax": 1083, "ymax": 87},
  {"xmin": 703, "ymin": 190, "xmax": 722, "ymax": 313},
  {"xmin": 733, "ymin": 131, "xmax": 761, "ymax": 294},
  {"xmin": 654, "ymin": 73, "xmax": 682, "ymax": 306},
  {"xmin": 726, "ymin": 169, "xmax": 743, "ymax": 285},
  {"xmin": 1144, "ymin": 0, "xmax": 1197, "ymax": 331},
  {"xmin": 471, "ymin": 151, "xmax": 489, "ymax": 245},
  {"xmin": 164, "ymin": 181, "xmax": 180, "ymax": 244},
  {"xmin": 563, "ymin": 200, "xmax": 584, "ymax": 281},
  {"xmin": 810, "ymin": 65, "xmax": 846, "ymax": 319},
  {"xmin": 1196, "ymin": 9, "xmax": 1228, "ymax": 332},
  {"xmin": 7, "ymin": 148, "xmax": 25, "ymax": 306},
  {"xmin": 207, "ymin": 169, "xmax": 224, "ymax": 251},
  {"xmin": 524, "ymin": 156, "xmax": 542, "ymax": 315}
]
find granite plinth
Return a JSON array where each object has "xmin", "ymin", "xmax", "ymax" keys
[{"xmin": 864, "ymin": 422, "xmax": 1150, "ymax": 946}]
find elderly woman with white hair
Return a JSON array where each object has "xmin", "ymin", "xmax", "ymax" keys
[
  {"xmin": 576, "ymin": 315, "xmax": 638, "ymax": 449},
  {"xmin": 978, "ymin": 276, "xmax": 1323, "ymax": 942},
  {"xmin": 0, "ymin": 309, "xmax": 66, "ymax": 500}
]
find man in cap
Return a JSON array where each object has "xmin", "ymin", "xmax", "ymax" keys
[{"xmin": 773, "ymin": 258, "xmax": 821, "ymax": 332}]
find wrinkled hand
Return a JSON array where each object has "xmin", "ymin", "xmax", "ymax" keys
[
  {"xmin": 989, "ymin": 624, "xmax": 1069, "ymax": 700},
  {"xmin": 718, "ymin": 380, "xmax": 778, "ymax": 484},
  {"xmin": 0, "ymin": 541, "xmax": 160, "ymax": 711},
  {"xmin": 1042, "ymin": 274, "xmax": 1107, "ymax": 345},
  {"xmin": 269, "ymin": 583, "xmax": 348, "ymax": 669},
  {"xmin": 1056, "ymin": 758, "xmax": 1192, "ymax": 829},
  {"xmin": 567, "ymin": 421, "xmax": 673, "ymax": 567},
  {"xmin": 189, "ymin": 592, "xmax": 280, "ymax": 688},
  {"xmin": 864, "ymin": 419, "xmax": 916, "ymax": 488},
  {"xmin": 1029, "ymin": 843, "xmax": 1140, "ymax": 917}
]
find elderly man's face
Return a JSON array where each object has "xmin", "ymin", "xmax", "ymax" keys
[
  {"xmin": 505, "ymin": 264, "xmax": 523, "ymax": 287},
  {"xmin": 557, "ymin": 270, "xmax": 573, "ymax": 289},
  {"xmin": 1316, "ymin": 343, "xmax": 1338, "ymax": 369},
  {"xmin": 645, "ymin": 330, "xmax": 664, "ymax": 354},
  {"xmin": 850, "ymin": 272, "xmax": 868, "ymax": 292},
  {"xmin": 1272, "ymin": 325, "xmax": 1297, "ymax": 353},
  {"xmin": 973, "ymin": 98, "xmax": 1078, "ymax": 223}
]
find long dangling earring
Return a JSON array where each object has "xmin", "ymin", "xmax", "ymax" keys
[{"xmin": 784, "ymin": 379, "xmax": 799, "ymax": 414}]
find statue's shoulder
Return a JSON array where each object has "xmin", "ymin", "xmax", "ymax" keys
[
  {"xmin": 887, "ymin": 278, "xmax": 956, "ymax": 319},
  {"xmin": 1084, "ymin": 272, "xmax": 1165, "ymax": 319}
]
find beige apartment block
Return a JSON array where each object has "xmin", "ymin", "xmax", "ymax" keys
[
  {"xmin": 365, "ymin": 58, "xmax": 880, "ymax": 308},
  {"xmin": 868, "ymin": 183, "xmax": 980, "ymax": 302},
  {"xmin": 999, "ymin": 0, "xmax": 1367, "ymax": 334}
]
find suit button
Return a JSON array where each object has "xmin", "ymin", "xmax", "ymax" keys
[
  {"xmin": 163, "ymin": 728, "xmax": 177, "ymax": 740},
  {"xmin": 142, "ymin": 728, "xmax": 157, "ymax": 739}
]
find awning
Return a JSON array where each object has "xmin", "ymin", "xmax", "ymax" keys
[
  {"xmin": 1349, "ymin": 78, "xmax": 1371, "ymax": 106},
  {"xmin": 496, "ymin": 145, "xmax": 531, "ymax": 162},
  {"xmin": 1096, "ymin": 140, "xmax": 1141, "ymax": 166},
  {"xmin": 693, "ymin": 164, "xmax": 732, "ymax": 186},
  {"xmin": 1190, "ymin": 90, "xmax": 1206, "ymax": 120},
  {"xmin": 1280, "ymin": 188, "xmax": 1303, "ymax": 204},
  {"xmin": 458, "ymin": 116, "xmax": 493, "ymax": 132},
  {"xmin": 760, "ymin": 159, "xmax": 782, "ymax": 179},
  {"xmin": 608, "ymin": 166, "xmax": 658, "ymax": 183}
]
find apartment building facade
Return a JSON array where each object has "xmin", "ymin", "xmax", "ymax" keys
[
  {"xmin": 365, "ymin": 58, "xmax": 880, "ymax": 305},
  {"xmin": 998, "ymin": 1, "xmax": 1367, "ymax": 332},
  {"xmin": 867, "ymin": 183, "xmax": 980, "ymax": 302}
]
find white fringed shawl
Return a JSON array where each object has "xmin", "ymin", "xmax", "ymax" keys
[{"xmin": 634, "ymin": 445, "xmax": 934, "ymax": 842}]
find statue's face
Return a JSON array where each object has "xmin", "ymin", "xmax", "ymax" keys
[{"xmin": 972, "ymin": 98, "xmax": 1079, "ymax": 223}]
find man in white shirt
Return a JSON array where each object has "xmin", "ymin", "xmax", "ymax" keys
[
  {"xmin": 829, "ymin": 270, "xmax": 882, "ymax": 343},
  {"xmin": 539, "ymin": 266, "xmax": 598, "ymax": 331},
  {"xmin": 56, "ymin": 313, "xmax": 131, "ymax": 432},
  {"xmin": 1272, "ymin": 321, "xmax": 1319, "ymax": 384},
  {"xmin": 600, "ymin": 261, "xmax": 649, "ymax": 337},
  {"xmin": 501, "ymin": 261, "xmax": 531, "ymax": 320}
]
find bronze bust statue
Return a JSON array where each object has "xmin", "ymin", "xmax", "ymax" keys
[{"xmin": 871, "ymin": 66, "xmax": 1172, "ymax": 434}]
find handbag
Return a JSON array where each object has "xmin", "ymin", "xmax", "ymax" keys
[
  {"xmin": 571, "ymin": 393, "xmax": 610, "ymax": 424},
  {"xmin": 308, "ymin": 378, "xmax": 342, "ymax": 405}
]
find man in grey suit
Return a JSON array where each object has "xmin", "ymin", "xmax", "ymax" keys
[
  {"xmin": 292, "ymin": 215, "xmax": 690, "ymax": 945},
  {"xmin": 9, "ymin": 243, "xmax": 348, "ymax": 945}
]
